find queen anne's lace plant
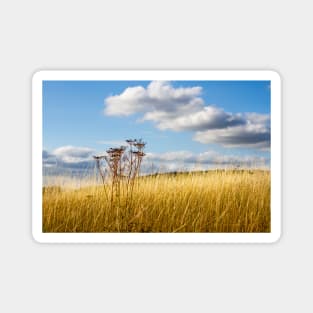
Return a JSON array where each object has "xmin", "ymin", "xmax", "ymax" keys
[{"xmin": 93, "ymin": 139, "xmax": 146, "ymax": 208}]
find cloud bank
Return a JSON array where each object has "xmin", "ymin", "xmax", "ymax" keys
[
  {"xmin": 144, "ymin": 150, "xmax": 268, "ymax": 172},
  {"xmin": 43, "ymin": 146, "xmax": 269, "ymax": 177},
  {"xmin": 43, "ymin": 146, "xmax": 95, "ymax": 171},
  {"xmin": 104, "ymin": 81, "xmax": 270, "ymax": 149}
]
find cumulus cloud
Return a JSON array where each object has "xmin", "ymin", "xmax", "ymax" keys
[
  {"xmin": 53, "ymin": 146, "xmax": 95, "ymax": 164},
  {"xmin": 43, "ymin": 146, "xmax": 96, "ymax": 172},
  {"xmin": 104, "ymin": 81, "xmax": 270, "ymax": 149},
  {"xmin": 105, "ymin": 81, "xmax": 203, "ymax": 116},
  {"xmin": 142, "ymin": 105, "xmax": 247, "ymax": 131},
  {"xmin": 194, "ymin": 113, "xmax": 271, "ymax": 149}
]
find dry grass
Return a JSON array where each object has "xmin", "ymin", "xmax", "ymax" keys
[{"xmin": 43, "ymin": 169, "xmax": 270, "ymax": 233}]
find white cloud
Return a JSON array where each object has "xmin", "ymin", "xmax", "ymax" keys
[
  {"xmin": 105, "ymin": 81, "xmax": 203, "ymax": 117},
  {"xmin": 193, "ymin": 114, "xmax": 270, "ymax": 148},
  {"xmin": 144, "ymin": 106, "xmax": 245, "ymax": 131},
  {"xmin": 104, "ymin": 81, "xmax": 270, "ymax": 149},
  {"xmin": 43, "ymin": 146, "xmax": 96, "ymax": 173},
  {"xmin": 53, "ymin": 146, "xmax": 95, "ymax": 164}
]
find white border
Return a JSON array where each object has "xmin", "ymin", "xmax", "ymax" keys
[{"xmin": 32, "ymin": 70, "xmax": 281, "ymax": 243}]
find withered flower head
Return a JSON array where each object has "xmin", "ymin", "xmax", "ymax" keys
[
  {"xmin": 132, "ymin": 151, "xmax": 146, "ymax": 157},
  {"xmin": 93, "ymin": 155, "xmax": 105, "ymax": 160},
  {"xmin": 134, "ymin": 139, "xmax": 146, "ymax": 150}
]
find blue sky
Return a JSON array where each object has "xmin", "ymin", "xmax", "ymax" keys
[{"xmin": 43, "ymin": 80, "xmax": 270, "ymax": 173}]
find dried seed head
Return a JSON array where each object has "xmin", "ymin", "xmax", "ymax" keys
[
  {"xmin": 106, "ymin": 147, "xmax": 125, "ymax": 157},
  {"xmin": 93, "ymin": 155, "xmax": 105, "ymax": 160},
  {"xmin": 133, "ymin": 139, "xmax": 146, "ymax": 150},
  {"xmin": 132, "ymin": 151, "xmax": 145, "ymax": 157}
]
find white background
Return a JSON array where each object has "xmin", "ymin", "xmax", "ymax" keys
[{"xmin": 0, "ymin": 0, "xmax": 311, "ymax": 312}]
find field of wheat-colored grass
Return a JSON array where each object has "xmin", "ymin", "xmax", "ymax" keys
[{"xmin": 43, "ymin": 169, "xmax": 270, "ymax": 233}]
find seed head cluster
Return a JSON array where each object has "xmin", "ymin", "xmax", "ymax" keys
[{"xmin": 93, "ymin": 139, "xmax": 146, "ymax": 207}]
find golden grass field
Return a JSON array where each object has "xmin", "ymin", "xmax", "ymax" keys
[{"xmin": 43, "ymin": 169, "xmax": 270, "ymax": 233}]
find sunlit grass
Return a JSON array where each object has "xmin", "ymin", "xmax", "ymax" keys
[{"xmin": 43, "ymin": 169, "xmax": 270, "ymax": 233}]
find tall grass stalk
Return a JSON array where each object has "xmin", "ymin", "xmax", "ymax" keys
[{"xmin": 43, "ymin": 169, "xmax": 270, "ymax": 233}]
